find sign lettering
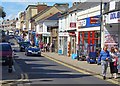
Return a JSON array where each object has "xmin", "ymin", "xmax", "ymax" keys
[{"xmin": 110, "ymin": 11, "xmax": 120, "ymax": 20}]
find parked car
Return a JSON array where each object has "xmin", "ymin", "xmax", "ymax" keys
[
  {"xmin": 25, "ymin": 46, "xmax": 41, "ymax": 56},
  {"xmin": 19, "ymin": 41, "xmax": 30, "ymax": 52},
  {"xmin": 0, "ymin": 43, "xmax": 13, "ymax": 73},
  {"xmin": 15, "ymin": 36, "xmax": 24, "ymax": 43},
  {"xmin": 8, "ymin": 38, "xmax": 20, "ymax": 51}
]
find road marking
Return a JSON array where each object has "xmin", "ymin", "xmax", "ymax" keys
[
  {"xmin": 42, "ymin": 54, "xmax": 119, "ymax": 85},
  {"xmin": 24, "ymin": 72, "xmax": 81, "ymax": 75},
  {"xmin": 12, "ymin": 65, "xmax": 15, "ymax": 72},
  {"xmin": 24, "ymin": 73, "xmax": 29, "ymax": 79}
]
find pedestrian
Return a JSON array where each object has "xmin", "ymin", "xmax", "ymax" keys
[
  {"xmin": 109, "ymin": 47, "xmax": 118, "ymax": 79},
  {"xmin": 99, "ymin": 46, "xmax": 111, "ymax": 80},
  {"xmin": 50, "ymin": 43, "xmax": 52, "ymax": 52},
  {"xmin": 47, "ymin": 43, "xmax": 50, "ymax": 52}
]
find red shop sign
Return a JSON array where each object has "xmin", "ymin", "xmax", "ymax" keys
[
  {"xmin": 70, "ymin": 22, "xmax": 76, "ymax": 28},
  {"xmin": 69, "ymin": 32, "xmax": 76, "ymax": 36}
]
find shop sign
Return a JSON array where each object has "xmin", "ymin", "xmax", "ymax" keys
[
  {"xmin": 78, "ymin": 15, "xmax": 100, "ymax": 28},
  {"xmin": 110, "ymin": 11, "xmax": 120, "ymax": 20},
  {"xmin": 90, "ymin": 16, "xmax": 100, "ymax": 24},
  {"xmin": 108, "ymin": 11, "xmax": 120, "ymax": 23},
  {"xmin": 78, "ymin": 19, "xmax": 86, "ymax": 28},
  {"xmin": 59, "ymin": 32, "xmax": 69, "ymax": 36},
  {"xmin": 70, "ymin": 22, "xmax": 76, "ymax": 28},
  {"xmin": 69, "ymin": 32, "xmax": 76, "ymax": 36},
  {"xmin": 43, "ymin": 34, "xmax": 50, "ymax": 36}
]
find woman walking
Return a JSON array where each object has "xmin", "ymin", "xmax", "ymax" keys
[
  {"xmin": 99, "ymin": 46, "xmax": 110, "ymax": 80},
  {"xmin": 109, "ymin": 47, "xmax": 118, "ymax": 79}
]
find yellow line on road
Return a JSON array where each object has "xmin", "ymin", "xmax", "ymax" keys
[{"xmin": 42, "ymin": 54, "xmax": 119, "ymax": 85}]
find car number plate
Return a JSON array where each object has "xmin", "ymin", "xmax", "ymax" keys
[{"xmin": 32, "ymin": 52, "xmax": 38, "ymax": 54}]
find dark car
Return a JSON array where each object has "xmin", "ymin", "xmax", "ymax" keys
[
  {"xmin": 15, "ymin": 36, "xmax": 24, "ymax": 43},
  {"xmin": 0, "ymin": 43, "xmax": 13, "ymax": 73},
  {"xmin": 19, "ymin": 41, "xmax": 30, "ymax": 52},
  {"xmin": 25, "ymin": 46, "xmax": 41, "ymax": 56}
]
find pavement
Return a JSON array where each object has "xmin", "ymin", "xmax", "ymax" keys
[{"xmin": 41, "ymin": 52, "xmax": 120, "ymax": 84}]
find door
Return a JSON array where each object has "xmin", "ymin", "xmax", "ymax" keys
[{"xmin": 63, "ymin": 37, "xmax": 67, "ymax": 56}]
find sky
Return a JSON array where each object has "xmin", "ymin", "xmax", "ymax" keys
[
  {"xmin": 0, "ymin": 0, "xmax": 76, "ymax": 20},
  {"xmin": 1, "ymin": 0, "xmax": 109, "ymax": 20}
]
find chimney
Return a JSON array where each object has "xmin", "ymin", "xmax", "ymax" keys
[
  {"xmin": 37, "ymin": 3, "xmax": 47, "ymax": 13},
  {"xmin": 73, "ymin": 2, "xmax": 81, "ymax": 6}
]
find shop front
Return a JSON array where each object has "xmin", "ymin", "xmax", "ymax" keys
[
  {"xmin": 78, "ymin": 30, "xmax": 100, "ymax": 54},
  {"xmin": 104, "ymin": 11, "xmax": 120, "ymax": 50},
  {"xmin": 77, "ymin": 15, "xmax": 101, "ymax": 55},
  {"xmin": 42, "ymin": 33, "xmax": 50, "ymax": 44},
  {"xmin": 67, "ymin": 31, "xmax": 76, "ymax": 57},
  {"xmin": 58, "ymin": 32, "xmax": 69, "ymax": 55}
]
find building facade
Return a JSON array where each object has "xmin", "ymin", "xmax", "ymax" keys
[
  {"xmin": 58, "ymin": 12, "xmax": 69, "ymax": 55},
  {"xmin": 103, "ymin": 0, "xmax": 120, "ymax": 50},
  {"xmin": 58, "ymin": 2, "xmax": 80, "ymax": 56},
  {"xmin": 77, "ymin": 2, "xmax": 102, "ymax": 55},
  {"xmin": 32, "ymin": 3, "xmax": 68, "ymax": 51}
]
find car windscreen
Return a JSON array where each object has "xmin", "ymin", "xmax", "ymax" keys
[{"xmin": 0, "ymin": 44, "xmax": 12, "ymax": 51}]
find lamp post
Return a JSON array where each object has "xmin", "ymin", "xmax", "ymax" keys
[{"xmin": 100, "ymin": 0, "xmax": 103, "ymax": 50}]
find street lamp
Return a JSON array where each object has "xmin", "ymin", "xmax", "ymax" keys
[{"xmin": 100, "ymin": 0, "xmax": 103, "ymax": 50}]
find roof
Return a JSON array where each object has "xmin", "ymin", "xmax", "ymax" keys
[
  {"xmin": 77, "ymin": 2, "xmax": 100, "ymax": 11},
  {"xmin": 25, "ymin": 5, "xmax": 37, "ymax": 10},
  {"xmin": 46, "ymin": 12, "xmax": 61, "ymax": 20},
  {"xmin": 59, "ymin": 2, "xmax": 100, "ymax": 18},
  {"xmin": 32, "ymin": 6, "xmax": 52, "ymax": 19},
  {"xmin": 38, "ymin": 12, "xmax": 61, "ymax": 23}
]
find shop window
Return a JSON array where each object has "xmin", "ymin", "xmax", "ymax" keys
[
  {"xmin": 95, "ymin": 31, "xmax": 100, "ymax": 38},
  {"xmin": 47, "ymin": 27, "xmax": 51, "ymax": 32},
  {"xmin": 90, "ymin": 32, "xmax": 92, "ymax": 37},
  {"xmin": 84, "ymin": 32, "xmax": 88, "ymax": 39}
]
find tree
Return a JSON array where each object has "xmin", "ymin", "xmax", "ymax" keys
[{"xmin": 2, "ymin": 11, "xmax": 6, "ymax": 19}]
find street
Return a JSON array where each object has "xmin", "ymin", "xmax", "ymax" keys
[{"xmin": 1, "ymin": 52, "xmax": 118, "ymax": 86}]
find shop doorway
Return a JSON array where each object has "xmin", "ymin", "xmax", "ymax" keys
[
  {"xmin": 63, "ymin": 37, "xmax": 67, "ymax": 56},
  {"xmin": 70, "ymin": 36, "xmax": 76, "ymax": 54}
]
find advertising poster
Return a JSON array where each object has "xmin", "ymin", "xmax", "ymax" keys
[{"xmin": 104, "ymin": 30, "xmax": 118, "ymax": 50}]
